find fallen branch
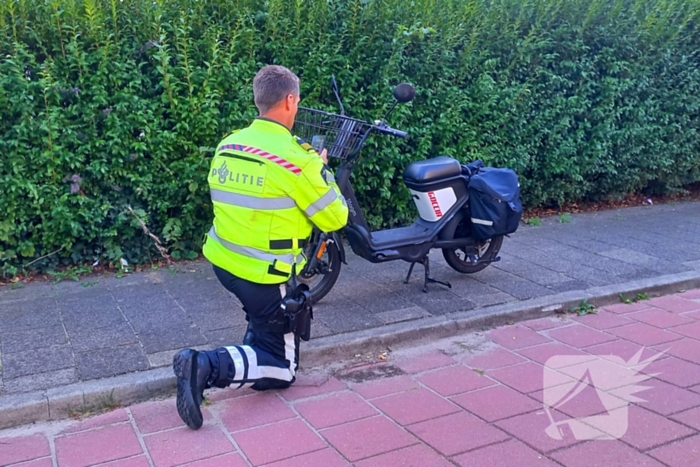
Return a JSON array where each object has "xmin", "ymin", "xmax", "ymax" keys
[
  {"xmin": 24, "ymin": 247, "xmax": 64, "ymax": 268},
  {"xmin": 127, "ymin": 206, "xmax": 172, "ymax": 265}
]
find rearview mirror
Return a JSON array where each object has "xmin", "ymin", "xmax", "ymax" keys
[{"xmin": 393, "ymin": 83, "xmax": 415, "ymax": 103}]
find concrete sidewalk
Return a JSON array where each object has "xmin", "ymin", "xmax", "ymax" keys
[
  {"xmin": 2, "ymin": 288, "xmax": 700, "ymax": 466},
  {"xmin": 0, "ymin": 201, "xmax": 699, "ymax": 429}
]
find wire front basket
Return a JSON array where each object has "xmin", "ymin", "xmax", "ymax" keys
[{"xmin": 292, "ymin": 107, "xmax": 373, "ymax": 160}]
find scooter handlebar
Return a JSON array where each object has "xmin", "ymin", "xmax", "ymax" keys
[{"xmin": 373, "ymin": 122, "xmax": 408, "ymax": 139}]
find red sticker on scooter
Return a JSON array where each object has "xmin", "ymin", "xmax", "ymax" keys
[{"xmin": 428, "ymin": 191, "xmax": 443, "ymax": 218}]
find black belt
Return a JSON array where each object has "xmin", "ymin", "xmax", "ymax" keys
[
  {"xmin": 247, "ymin": 318, "xmax": 289, "ymax": 334},
  {"xmin": 269, "ymin": 239, "xmax": 307, "ymax": 250}
]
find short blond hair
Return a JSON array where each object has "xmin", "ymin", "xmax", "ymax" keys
[{"xmin": 253, "ymin": 65, "xmax": 300, "ymax": 114}]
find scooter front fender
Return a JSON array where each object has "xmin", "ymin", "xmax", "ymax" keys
[{"xmin": 328, "ymin": 231, "xmax": 347, "ymax": 264}]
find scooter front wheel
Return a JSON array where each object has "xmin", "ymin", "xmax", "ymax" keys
[{"xmin": 296, "ymin": 238, "xmax": 342, "ymax": 305}]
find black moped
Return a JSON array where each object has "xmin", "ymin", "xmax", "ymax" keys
[{"xmin": 293, "ymin": 77, "xmax": 522, "ymax": 303}]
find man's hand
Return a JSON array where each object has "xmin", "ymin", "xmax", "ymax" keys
[{"xmin": 319, "ymin": 148, "xmax": 328, "ymax": 165}]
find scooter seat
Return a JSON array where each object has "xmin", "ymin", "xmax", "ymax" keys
[{"xmin": 403, "ymin": 156, "xmax": 462, "ymax": 184}]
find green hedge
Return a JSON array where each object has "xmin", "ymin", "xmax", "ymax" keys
[{"xmin": 1, "ymin": 0, "xmax": 699, "ymax": 277}]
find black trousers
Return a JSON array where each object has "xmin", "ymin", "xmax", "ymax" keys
[{"xmin": 208, "ymin": 265, "xmax": 300, "ymax": 391}]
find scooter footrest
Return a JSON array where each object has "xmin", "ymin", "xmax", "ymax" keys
[{"xmin": 371, "ymin": 250, "xmax": 401, "ymax": 262}]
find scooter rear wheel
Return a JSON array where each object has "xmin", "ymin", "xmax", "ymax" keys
[
  {"xmin": 296, "ymin": 238, "xmax": 342, "ymax": 305},
  {"xmin": 442, "ymin": 235, "xmax": 503, "ymax": 274},
  {"xmin": 439, "ymin": 212, "xmax": 504, "ymax": 274}
]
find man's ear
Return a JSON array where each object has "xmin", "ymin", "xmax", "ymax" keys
[{"xmin": 285, "ymin": 94, "xmax": 295, "ymax": 110}]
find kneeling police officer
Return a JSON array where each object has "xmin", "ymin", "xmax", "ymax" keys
[{"xmin": 173, "ymin": 65, "xmax": 349, "ymax": 430}]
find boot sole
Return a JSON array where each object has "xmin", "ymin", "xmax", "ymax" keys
[{"xmin": 173, "ymin": 350, "xmax": 204, "ymax": 430}]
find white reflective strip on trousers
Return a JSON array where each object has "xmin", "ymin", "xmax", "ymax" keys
[
  {"xmin": 255, "ymin": 354, "xmax": 294, "ymax": 381},
  {"xmin": 280, "ymin": 285, "xmax": 298, "ymax": 377},
  {"xmin": 210, "ymin": 189, "xmax": 296, "ymax": 210},
  {"xmin": 226, "ymin": 346, "xmax": 248, "ymax": 389},
  {"xmin": 284, "ymin": 333, "xmax": 297, "ymax": 377},
  {"xmin": 304, "ymin": 189, "xmax": 338, "ymax": 217},
  {"xmin": 226, "ymin": 345, "xmax": 294, "ymax": 382},
  {"xmin": 208, "ymin": 228, "xmax": 297, "ymax": 264},
  {"xmin": 471, "ymin": 218, "xmax": 494, "ymax": 226},
  {"xmin": 239, "ymin": 346, "xmax": 260, "ymax": 381}
]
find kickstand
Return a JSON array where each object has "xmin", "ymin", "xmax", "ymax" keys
[
  {"xmin": 404, "ymin": 262, "xmax": 417, "ymax": 285},
  {"xmin": 404, "ymin": 256, "xmax": 452, "ymax": 293}
]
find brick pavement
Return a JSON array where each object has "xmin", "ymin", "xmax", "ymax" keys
[
  {"xmin": 1, "ymin": 201, "xmax": 700, "ymax": 400},
  {"xmin": 2, "ymin": 289, "xmax": 700, "ymax": 466}
]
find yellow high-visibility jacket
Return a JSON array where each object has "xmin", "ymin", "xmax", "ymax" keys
[{"xmin": 202, "ymin": 118, "xmax": 349, "ymax": 284}]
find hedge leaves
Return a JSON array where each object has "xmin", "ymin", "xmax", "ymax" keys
[{"xmin": 1, "ymin": 0, "xmax": 699, "ymax": 276}]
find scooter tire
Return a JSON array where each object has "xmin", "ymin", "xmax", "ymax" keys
[
  {"xmin": 298, "ymin": 240, "xmax": 342, "ymax": 305},
  {"xmin": 442, "ymin": 235, "xmax": 503, "ymax": 274},
  {"xmin": 439, "ymin": 212, "xmax": 504, "ymax": 274}
]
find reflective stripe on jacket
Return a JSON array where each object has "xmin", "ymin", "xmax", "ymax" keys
[{"xmin": 202, "ymin": 118, "xmax": 349, "ymax": 284}]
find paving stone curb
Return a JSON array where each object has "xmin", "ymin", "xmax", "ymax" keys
[{"xmin": 2, "ymin": 270, "xmax": 699, "ymax": 431}]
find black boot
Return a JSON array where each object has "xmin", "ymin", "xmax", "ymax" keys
[{"xmin": 172, "ymin": 349, "xmax": 212, "ymax": 430}]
